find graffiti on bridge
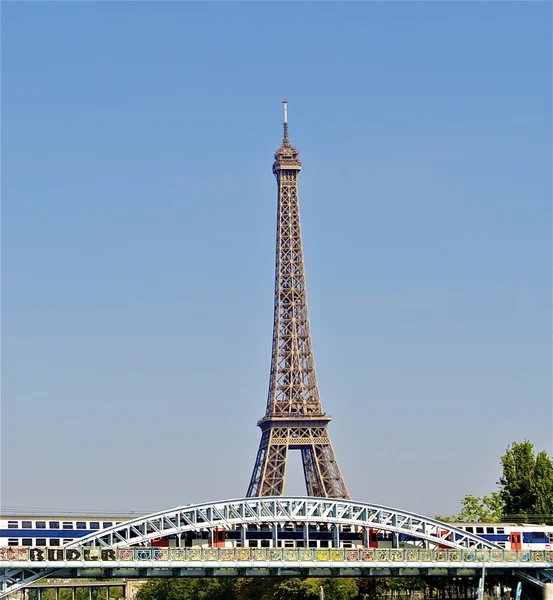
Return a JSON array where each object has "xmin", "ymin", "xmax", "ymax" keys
[{"xmin": 1, "ymin": 548, "xmax": 553, "ymax": 564}]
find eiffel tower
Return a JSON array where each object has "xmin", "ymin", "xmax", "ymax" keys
[{"xmin": 246, "ymin": 102, "xmax": 350, "ymax": 499}]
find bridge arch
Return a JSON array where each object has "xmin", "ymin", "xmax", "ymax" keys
[{"xmin": 74, "ymin": 496, "xmax": 498, "ymax": 550}]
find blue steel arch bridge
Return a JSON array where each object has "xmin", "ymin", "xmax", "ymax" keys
[{"xmin": 1, "ymin": 497, "xmax": 552, "ymax": 598}]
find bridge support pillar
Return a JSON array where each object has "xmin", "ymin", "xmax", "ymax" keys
[{"xmin": 544, "ymin": 583, "xmax": 553, "ymax": 600}]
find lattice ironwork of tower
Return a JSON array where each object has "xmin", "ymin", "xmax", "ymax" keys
[{"xmin": 246, "ymin": 102, "xmax": 350, "ymax": 500}]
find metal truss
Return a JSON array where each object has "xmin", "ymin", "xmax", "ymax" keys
[
  {"xmin": 515, "ymin": 568, "xmax": 553, "ymax": 588},
  {"xmin": 8, "ymin": 497, "xmax": 503, "ymax": 552},
  {"xmin": 247, "ymin": 102, "xmax": 349, "ymax": 498},
  {"xmin": 69, "ymin": 497, "xmax": 502, "ymax": 549},
  {"xmin": 3, "ymin": 497, "xmax": 551, "ymax": 598}
]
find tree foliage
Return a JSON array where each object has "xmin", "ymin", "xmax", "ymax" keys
[
  {"xmin": 138, "ymin": 578, "xmax": 237, "ymax": 600},
  {"xmin": 499, "ymin": 440, "xmax": 553, "ymax": 523},
  {"xmin": 436, "ymin": 491, "xmax": 504, "ymax": 523},
  {"xmin": 455, "ymin": 492, "xmax": 504, "ymax": 522},
  {"xmin": 137, "ymin": 577, "xmax": 414, "ymax": 600}
]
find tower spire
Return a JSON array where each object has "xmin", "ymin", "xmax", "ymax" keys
[
  {"xmin": 246, "ymin": 104, "xmax": 350, "ymax": 499},
  {"xmin": 282, "ymin": 100, "xmax": 289, "ymax": 144}
]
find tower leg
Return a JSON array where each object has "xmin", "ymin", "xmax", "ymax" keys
[
  {"xmin": 302, "ymin": 444, "xmax": 349, "ymax": 498},
  {"xmin": 247, "ymin": 429, "xmax": 288, "ymax": 497}
]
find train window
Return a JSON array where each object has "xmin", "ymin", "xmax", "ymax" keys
[
  {"xmin": 497, "ymin": 528, "xmax": 504, "ymax": 534},
  {"xmin": 486, "ymin": 527, "xmax": 495, "ymax": 534},
  {"xmin": 63, "ymin": 522, "xmax": 74, "ymax": 529},
  {"xmin": 90, "ymin": 522, "xmax": 100, "ymax": 530},
  {"xmin": 343, "ymin": 542, "xmax": 352, "ymax": 548},
  {"xmin": 76, "ymin": 522, "xmax": 86, "ymax": 530},
  {"xmin": 22, "ymin": 539, "xmax": 32, "ymax": 546},
  {"xmin": 63, "ymin": 539, "xmax": 73, "ymax": 544},
  {"xmin": 50, "ymin": 540, "xmax": 60, "ymax": 547},
  {"xmin": 49, "ymin": 522, "xmax": 60, "ymax": 529},
  {"xmin": 7, "ymin": 521, "xmax": 18, "ymax": 529},
  {"xmin": 260, "ymin": 540, "xmax": 270, "ymax": 547},
  {"xmin": 7, "ymin": 539, "xmax": 18, "ymax": 546},
  {"xmin": 296, "ymin": 541, "xmax": 305, "ymax": 548},
  {"xmin": 249, "ymin": 541, "xmax": 258, "ymax": 548},
  {"xmin": 22, "ymin": 521, "xmax": 32, "ymax": 529},
  {"xmin": 476, "ymin": 527, "xmax": 484, "ymax": 534},
  {"xmin": 36, "ymin": 539, "xmax": 47, "ymax": 546},
  {"xmin": 36, "ymin": 522, "xmax": 46, "ymax": 529},
  {"xmin": 103, "ymin": 522, "xmax": 113, "ymax": 529},
  {"xmin": 466, "ymin": 527, "xmax": 474, "ymax": 533},
  {"xmin": 320, "ymin": 541, "xmax": 329, "ymax": 548},
  {"xmin": 284, "ymin": 541, "xmax": 294, "ymax": 548}
]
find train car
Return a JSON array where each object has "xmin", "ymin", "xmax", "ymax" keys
[
  {"xmin": 452, "ymin": 523, "xmax": 552, "ymax": 550},
  {"xmin": 1, "ymin": 515, "xmax": 550, "ymax": 551},
  {"xmin": 393, "ymin": 523, "xmax": 552, "ymax": 550},
  {"xmin": 0, "ymin": 516, "xmax": 132, "ymax": 548},
  {"xmin": 0, "ymin": 517, "xmax": 367, "ymax": 550}
]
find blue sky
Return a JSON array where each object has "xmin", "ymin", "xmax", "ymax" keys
[{"xmin": 2, "ymin": 1, "xmax": 551, "ymax": 517}]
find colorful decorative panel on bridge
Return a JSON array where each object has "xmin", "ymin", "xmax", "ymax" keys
[{"xmin": 2, "ymin": 546, "xmax": 553, "ymax": 564}]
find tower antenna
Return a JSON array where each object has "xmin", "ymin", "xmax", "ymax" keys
[{"xmin": 282, "ymin": 100, "xmax": 289, "ymax": 143}]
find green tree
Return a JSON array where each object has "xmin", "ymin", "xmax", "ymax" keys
[
  {"xmin": 356, "ymin": 578, "xmax": 387, "ymax": 600},
  {"xmin": 272, "ymin": 578, "xmax": 321, "ymax": 600},
  {"xmin": 455, "ymin": 492, "xmax": 503, "ymax": 522},
  {"xmin": 137, "ymin": 579, "xmax": 193, "ymax": 600},
  {"xmin": 235, "ymin": 578, "xmax": 278, "ymax": 600},
  {"xmin": 320, "ymin": 579, "xmax": 359, "ymax": 600},
  {"xmin": 137, "ymin": 579, "xmax": 237, "ymax": 600},
  {"xmin": 499, "ymin": 441, "xmax": 553, "ymax": 523}
]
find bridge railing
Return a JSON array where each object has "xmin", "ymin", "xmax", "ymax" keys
[{"xmin": 2, "ymin": 547, "xmax": 553, "ymax": 564}]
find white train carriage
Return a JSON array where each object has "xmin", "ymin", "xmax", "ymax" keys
[
  {"xmin": 0, "ymin": 516, "xmax": 131, "ymax": 548},
  {"xmin": 1, "ymin": 515, "xmax": 550, "ymax": 551},
  {"xmin": 452, "ymin": 523, "xmax": 552, "ymax": 550}
]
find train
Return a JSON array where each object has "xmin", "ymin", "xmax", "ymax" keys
[
  {"xmin": 0, "ymin": 516, "xmax": 129, "ymax": 548},
  {"xmin": 452, "ymin": 522, "xmax": 552, "ymax": 550},
  {"xmin": 1, "ymin": 515, "xmax": 551, "ymax": 551}
]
